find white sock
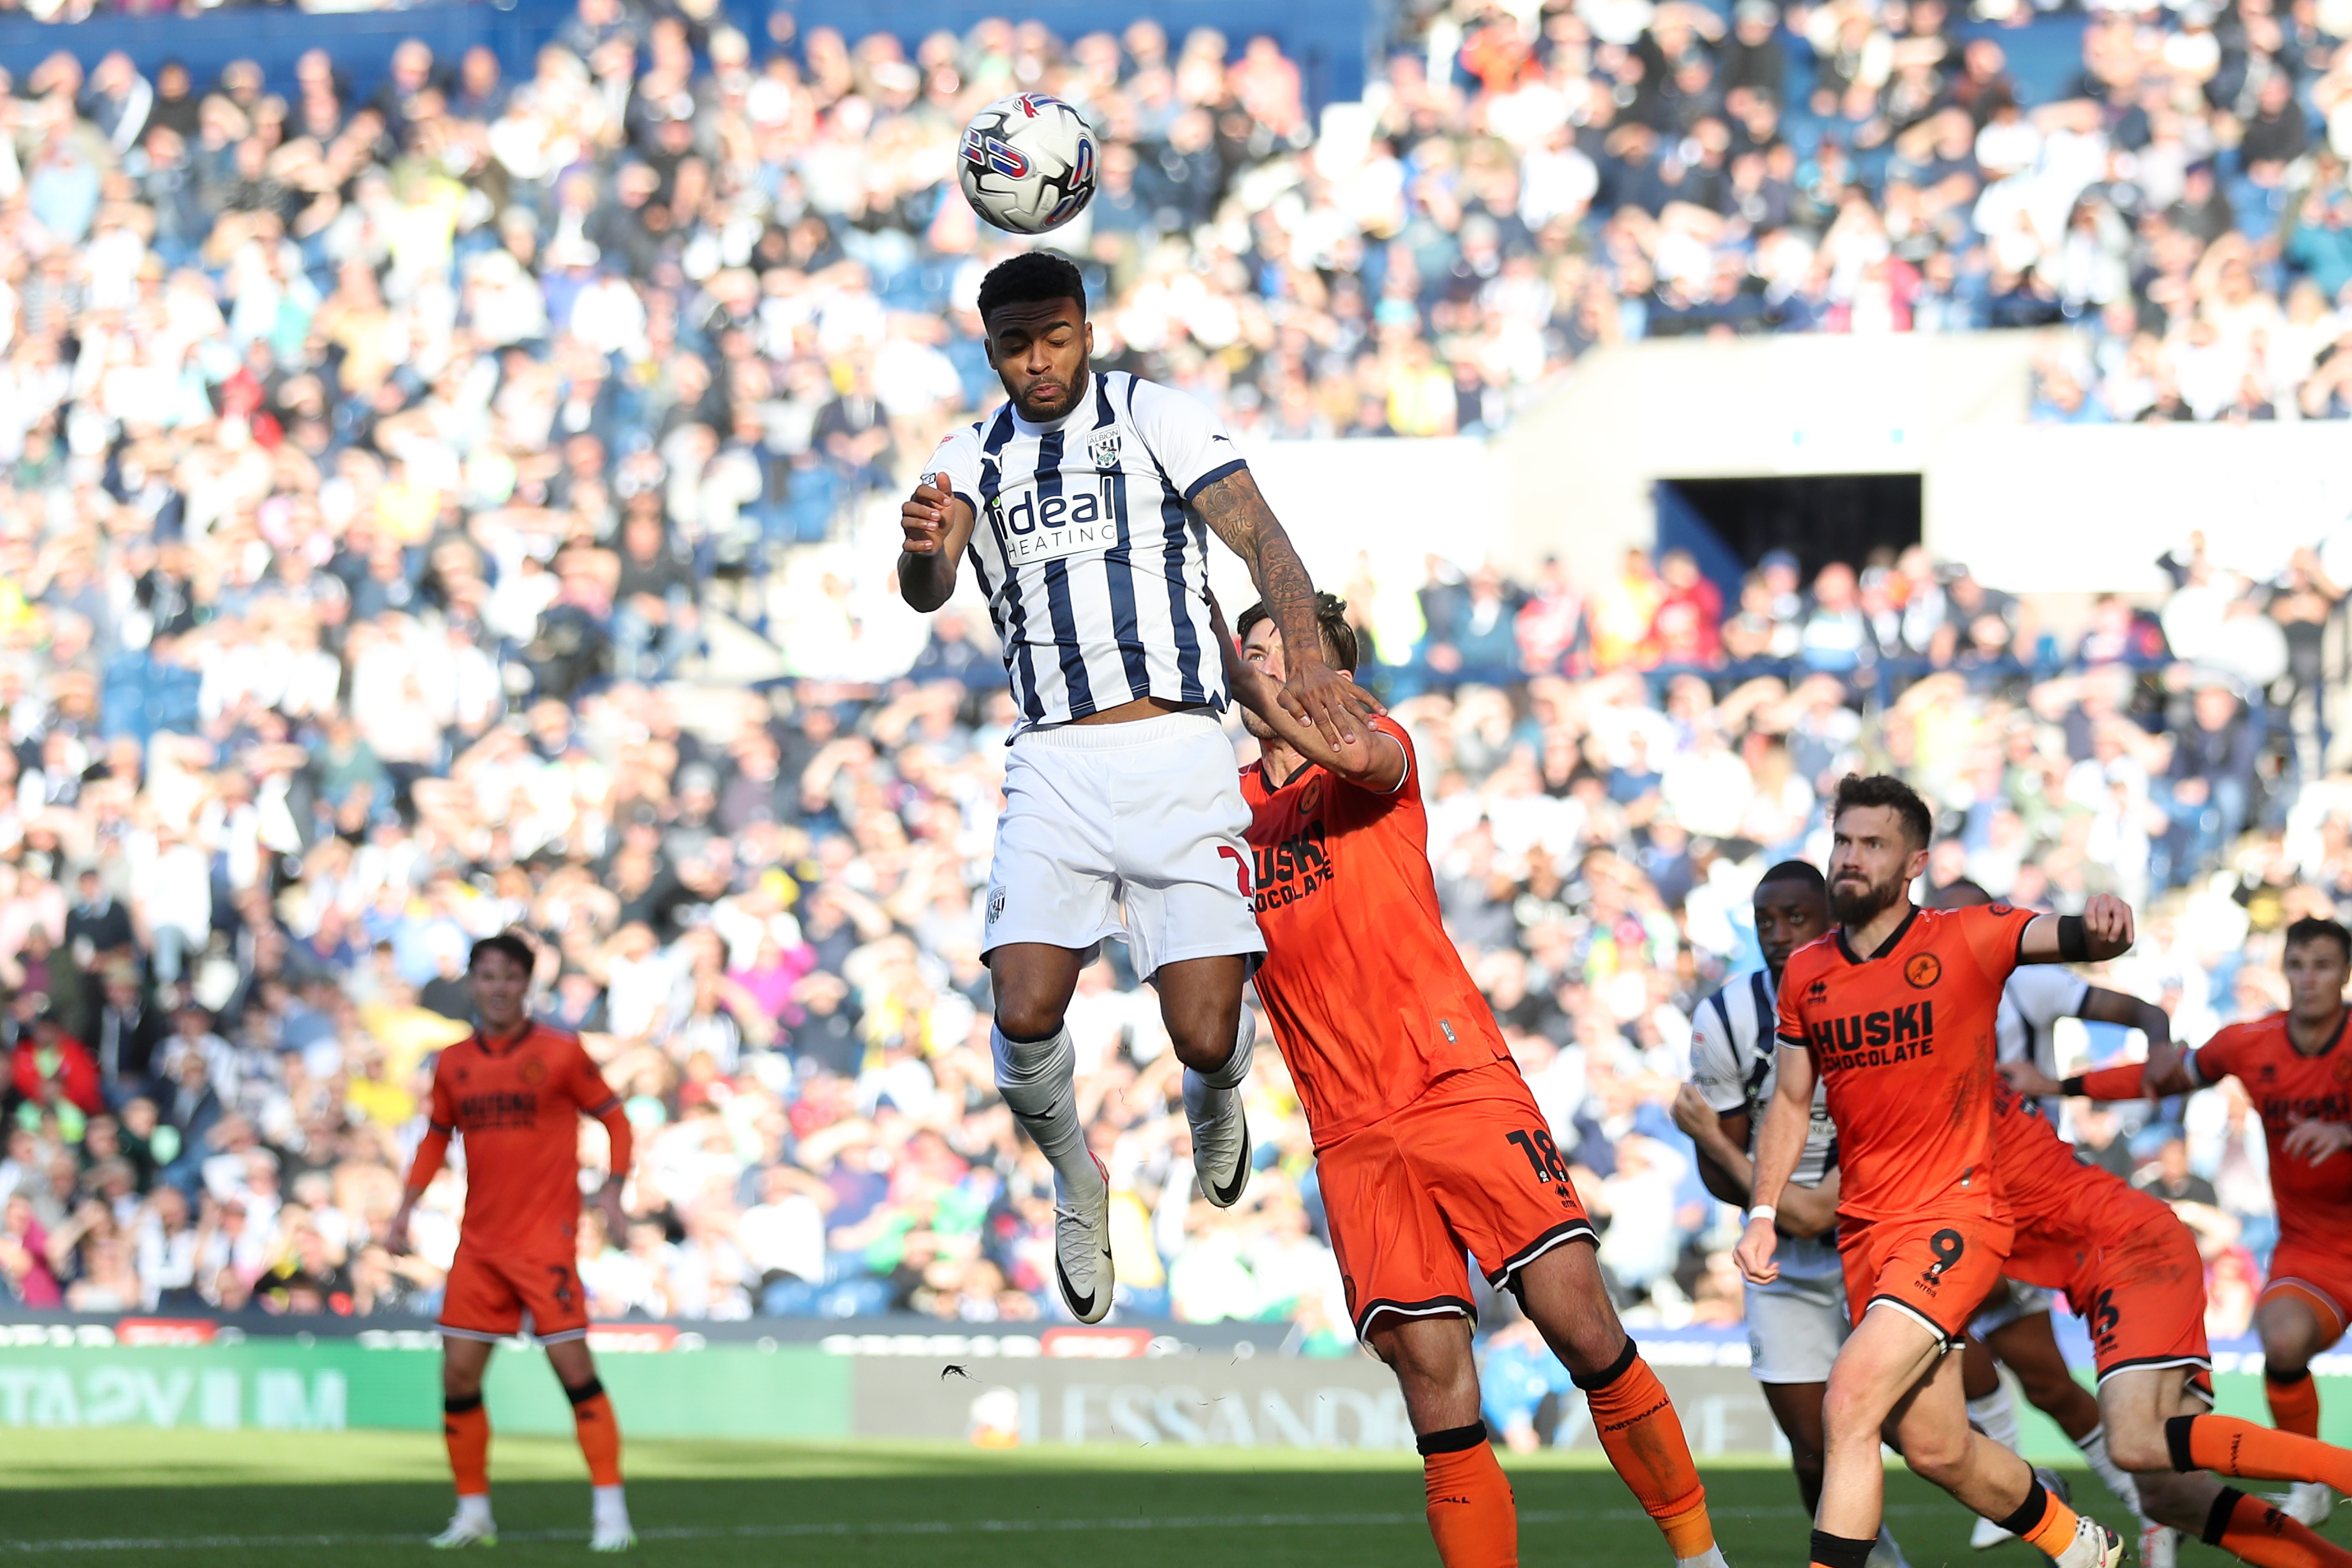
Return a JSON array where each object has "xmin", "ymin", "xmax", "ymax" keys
[
  {"xmin": 2075, "ymin": 1424, "xmax": 2141, "ymax": 1514},
  {"xmin": 1182, "ymin": 1010, "xmax": 1254, "ymax": 1126},
  {"xmin": 455, "ymin": 1493, "xmax": 494, "ymax": 1528},
  {"xmin": 1968, "ymin": 1383, "xmax": 2022, "ymax": 1453},
  {"xmin": 992, "ymin": 1024, "xmax": 1101, "ymax": 1200},
  {"xmin": 1869, "ymin": 1527, "xmax": 1909, "ymax": 1568},
  {"xmin": 592, "ymin": 1483, "xmax": 629, "ymax": 1526}
]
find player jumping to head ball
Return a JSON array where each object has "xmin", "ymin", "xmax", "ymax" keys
[{"xmin": 897, "ymin": 250, "xmax": 1376, "ymax": 1322}]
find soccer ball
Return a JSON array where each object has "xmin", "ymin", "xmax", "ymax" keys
[{"xmin": 957, "ymin": 92, "xmax": 1098, "ymax": 235}]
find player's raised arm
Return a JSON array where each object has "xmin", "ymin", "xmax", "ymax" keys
[
  {"xmin": 897, "ymin": 470, "xmax": 977, "ymax": 613},
  {"xmin": 1210, "ymin": 595, "xmax": 1399, "ymax": 790},
  {"xmin": 1191, "ymin": 467, "xmax": 1381, "ymax": 748},
  {"xmin": 2017, "ymin": 892, "xmax": 2135, "ymax": 965},
  {"xmin": 1734, "ymin": 1042, "xmax": 1818, "ymax": 1284}
]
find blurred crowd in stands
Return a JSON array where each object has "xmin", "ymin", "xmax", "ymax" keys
[{"xmin": 0, "ymin": 0, "xmax": 2344, "ymax": 1363}]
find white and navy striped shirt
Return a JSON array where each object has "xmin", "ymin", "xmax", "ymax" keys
[
  {"xmin": 927, "ymin": 370, "xmax": 1244, "ymax": 730},
  {"xmin": 1688, "ymin": 968, "xmax": 1843, "ymax": 1282}
]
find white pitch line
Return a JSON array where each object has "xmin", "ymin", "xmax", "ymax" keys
[{"xmin": 0, "ymin": 1503, "xmax": 1956, "ymax": 1554}]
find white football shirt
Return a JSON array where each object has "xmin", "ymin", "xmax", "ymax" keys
[{"xmin": 927, "ymin": 370, "xmax": 1243, "ymax": 731}]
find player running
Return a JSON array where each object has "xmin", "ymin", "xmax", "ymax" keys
[
  {"xmin": 1989, "ymin": 1064, "xmax": 2352, "ymax": 1568},
  {"xmin": 1925, "ymin": 880, "xmax": 2172, "ymax": 1559},
  {"xmin": 388, "ymin": 932, "xmax": 636, "ymax": 1551},
  {"xmin": 1737, "ymin": 774, "xmax": 2133, "ymax": 1568},
  {"xmin": 897, "ymin": 250, "xmax": 1373, "ymax": 1323},
  {"xmin": 2007, "ymin": 913, "xmax": 2352, "ymax": 1529},
  {"xmin": 1221, "ymin": 594, "xmax": 1729, "ymax": 1568},
  {"xmin": 1677, "ymin": 862, "xmax": 1910, "ymax": 1568}
]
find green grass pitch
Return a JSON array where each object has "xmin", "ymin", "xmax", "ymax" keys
[{"xmin": 0, "ymin": 1433, "xmax": 2337, "ymax": 1566}]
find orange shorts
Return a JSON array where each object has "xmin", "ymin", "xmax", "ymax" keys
[
  {"xmin": 1839, "ymin": 1203, "xmax": 2014, "ymax": 1349},
  {"xmin": 439, "ymin": 1245, "xmax": 590, "ymax": 1344},
  {"xmin": 2070, "ymin": 1210, "xmax": 2214, "ymax": 1391},
  {"xmin": 2261, "ymin": 1241, "xmax": 2352, "ymax": 1350},
  {"xmin": 1315, "ymin": 1063, "xmax": 1595, "ymax": 1337}
]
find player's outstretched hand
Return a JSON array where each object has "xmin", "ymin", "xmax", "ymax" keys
[
  {"xmin": 1734, "ymin": 1214, "xmax": 1780, "ymax": 1285},
  {"xmin": 2282, "ymin": 1118, "xmax": 2352, "ymax": 1165},
  {"xmin": 1278, "ymin": 657, "xmax": 1383, "ymax": 748},
  {"xmin": 2082, "ymin": 893, "xmax": 2135, "ymax": 959},
  {"xmin": 384, "ymin": 1202, "xmax": 413, "ymax": 1257},
  {"xmin": 2000, "ymin": 1059, "xmax": 2063, "ymax": 1100},
  {"xmin": 900, "ymin": 473, "xmax": 954, "ymax": 556}
]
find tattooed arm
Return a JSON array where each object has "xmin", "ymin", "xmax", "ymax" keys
[{"xmin": 1191, "ymin": 467, "xmax": 1381, "ymax": 745}]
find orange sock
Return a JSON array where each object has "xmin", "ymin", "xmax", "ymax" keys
[
  {"xmin": 2170, "ymin": 1415, "xmax": 2352, "ymax": 1495},
  {"xmin": 2269, "ymin": 1369, "xmax": 2323, "ymax": 1441},
  {"xmin": 2204, "ymin": 1486, "xmax": 2352, "ymax": 1568},
  {"xmin": 1578, "ymin": 1343, "xmax": 1714, "ymax": 1558},
  {"xmin": 444, "ymin": 1395, "xmax": 490, "ymax": 1496},
  {"xmin": 567, "ymin": 1379, "xmax": 623, "ymax": 1488},
  {"xmin": 1419, "ymin": 1425, "xmax": 1517, "ymax": 1568},
  {"xmin": 1993, "ymin": 1476, "xmax": 2082, "ymax": 1562}
]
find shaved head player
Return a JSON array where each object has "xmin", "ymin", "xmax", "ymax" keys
[{"xmin": 897, "ymin": 250, "xmax": 1377, "ymax": 1323}]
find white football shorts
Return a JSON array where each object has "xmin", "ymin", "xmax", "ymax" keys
[
  {"xmin": 1746, "ymin": 1272, "xmax": 1852, "ymax": 1384},
  {"xmin": 984, "ymin": 709, "xmax": 1265, "ymax": 980},
  {"xmin": 1968, "ymin": 1279, "xmax": 2060, "ymax": 1339}
]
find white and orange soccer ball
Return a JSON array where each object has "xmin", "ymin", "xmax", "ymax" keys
[{"xmin": 957, "ymin": 92, "xmax": 1099, "ymax": 235}]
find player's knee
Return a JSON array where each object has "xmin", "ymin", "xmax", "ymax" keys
[
  {"xmin": 992, "ymin": 994, "xmax": 1066, "ymax": 1042},
  {"xmin": 1899, "ymin": 1423, "xmax": 1972, "ymax": 1489},
  {"xmin": 1819, "ymin": 1375, "xmax": 1885, "ymax": 1441},
  {"xmin": 2103, "ymin": 1423, "xmax": 2173, "ymax": 1474},
  {"xmin": 442, "ymin": 1366, "xmax": 484, "ymax": 1400}
]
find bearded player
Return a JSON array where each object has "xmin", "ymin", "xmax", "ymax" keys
[
  {"xmin": 2007, "ymin": 913, "xmax": 2352, "ymax": 1529},
  {"xmin": 388, "ymin": 932, "xmax": 635, "ymax": 1551},
  {"xmin": 1676, "ymin": 862, "xmax": 1911, "ymax": 1568},
  {"xmin": 1738, "ymin": 774, "xmax": 2133, "ymax": 1568},
  {"xmin": 1219, "ymin": 594, "xmax": 1728, "ymax": 1568},
  {"xmin": 899, "ymin": 250, "xmax": 1374, "ymax": 1323},
  {"xmin": 1989, "ymin": 1063, "xmax": 2352, "ymax": 1568}
]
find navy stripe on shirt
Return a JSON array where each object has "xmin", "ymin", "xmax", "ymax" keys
[
  {"xmin": 1094, "ymin": 376, "xmax": 1151, "ymax": 701},
  {"xmin": 975, "ymin": 407, "xmax": 1044, "ymax": 723},
  {"xmin": 1124, "ymin": 375, "xmax": 1207, "ymax": 705},
  {"xmin": 1033, "ymin": 428, "xmax": 1097, "ymax": 718}
]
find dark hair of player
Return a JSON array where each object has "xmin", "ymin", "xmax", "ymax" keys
[
  {"xmin": 469, "ymin": 930, "xmax": 537, "ymax": 974},
  {"xmin": 976, "ymin": 250, "xmax": 1086, "ymax": 327},
  {"xmin": 1756, "ymin": 860, "xmax": 1827, "ymax": 897},
  {"xmin": 1925, "ymin": 878, "xmax": 1991, "ymax": 909},
  {"xmin": 1236, "ymin": 593, "xmax": 1360, "ymax": 674},
  {"xmin": 2283, "ymin": 915, "xmax": 2352, "ymax": 962},
  {"xmin": 1831, "ymin": 772, "xmax": 1933, "ymax": 852}
]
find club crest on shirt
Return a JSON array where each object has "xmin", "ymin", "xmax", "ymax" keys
[
  {"xmin": 519, "ymin": 1056, "xmax": 547, "ymax": 1085},
  {"xmin": 987, "ymin": 885, "xmax": 1006, "ymax": 927},
  {"xmin": 1905, "ymin": 953, "xmax": 1942, "ymax": 989},
  {"xmin": 1087, "ymin": 430, "xmax": 1122, "ymax": 470}
]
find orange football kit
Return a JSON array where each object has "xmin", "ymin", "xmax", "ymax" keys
[
  {"xmin": 1243, "ymin": 716, "xmax": 1715, "ymax": 1568},
  {"xmin": 403, "ymin": 1020, "xmax": 634, "ymax": 1505},
  {"xmin": 2073, "ymin": 1012, "xmax": 2352, "ymax": 1445},
  {"xmin": 412, "ymin": 1021, "xmax": 633, "ymax": 1344},
  {"xmin": 1776, "ymin": 903, "xmax": 2034, "ymax": 1345}
]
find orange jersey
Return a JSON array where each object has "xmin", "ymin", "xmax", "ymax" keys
[
  {"xmin": 426, "ymin": 1022, "xmax": 622, "ymax": 1257},
  {"xmin": 2191, "ymin": 1012, "xmax": 2352, "ymax": 1255},
  {"xmin": 1776, "ymin": 902, "xmax": 2036, "ymax": 1223},
  {"xmin": 1240, "ymin": 717, "xmax": 1515, "ymax": 1146},
  {"xmin": 1990, "ymin": 1073, "xmax": 2177, "ymax": 1289}
]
